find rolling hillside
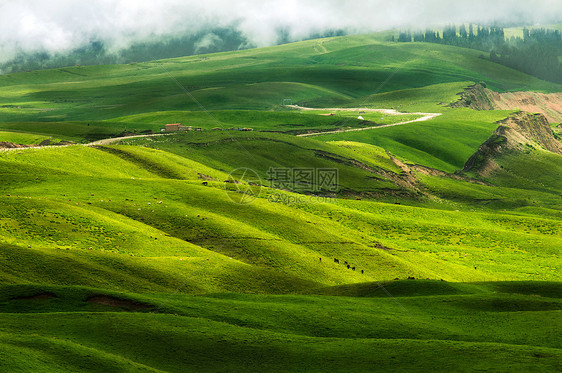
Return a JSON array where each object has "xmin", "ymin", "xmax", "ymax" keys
[{"xmin": 0, "ymin": 32, "xmax": 560, "ymax": 371}]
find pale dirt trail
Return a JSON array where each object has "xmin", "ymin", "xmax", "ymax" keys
[
  {"xmin": 286, "ymin": 106, "xmax": 442, "ymax": 137},
  {"xmin": 0, "ymin": 133, "xmax": 169, "ymax": 152},
  {"xmin": 87, "ymin": 133, "xmax": 169, "ymax": 145},
  {"xmin": 0, "ymin": 106, "xmax": 442, "ymax": 151}
]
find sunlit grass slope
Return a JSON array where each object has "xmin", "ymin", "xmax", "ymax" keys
[
  {"xmin": 0, "ymin": 31, "xmax": 561, "ymax": 372},
  {"xmin": 316, "ymin": 107, "xmax": 515, "ymax": 171},
  {"xmin": 0, "ymin": 137, "xmax": 560, "ymax": 297}
]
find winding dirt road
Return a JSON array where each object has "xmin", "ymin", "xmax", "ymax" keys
[
  {"xmin": 0, "ymin": 133, "xmax": 169, "ymax": 152},
  {"xmin": 87, "ymin": 133, "xmax": 169, "ymax": 146},
  {"xmin": 286, "ymin": 105, "xmax": 442, "ymax": 137},
  {"xmin": 1, "ymin": 106, "xmax": 442, "ymax": 152}
]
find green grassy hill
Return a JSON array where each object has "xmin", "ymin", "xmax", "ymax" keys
[
  {"xmin": 1, "ymin": 136, "xmax": 560, "ymax": 294},
  {"xmin": 0, "ymin": 34, "xmax": 560, "ymax": 133},
  {"xmin": 0, "ymin": 31, "xmax": 561, "ymax": 371},
  {"xmin": 0, "ymin": 282, "xmax": 560, "ymax": 372}
]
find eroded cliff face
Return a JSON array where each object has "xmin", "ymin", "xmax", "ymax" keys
[
  {"xmin": 451, "ymin": 84, "xmax": 562, "ymax": 124},
  {"xmin": 463, "ymin": 112, "xmax": 562, "ymax": 176}
]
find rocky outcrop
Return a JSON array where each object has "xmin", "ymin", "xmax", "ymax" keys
[
  {"xmin": 452, "ymin": 84, "xmax": 562, "ymax": 124},
  {"xmin": 463, "ymin": 112, "xmax": 562, "ymax": 175},
  {"xmin": 450, "ymin": 84, "xmax": 497, "ymax": 110}
]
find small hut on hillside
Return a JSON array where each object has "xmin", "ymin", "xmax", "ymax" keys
[{"xmin": 164, "ymin": 123, "xmax": 192, "ymax": 132}]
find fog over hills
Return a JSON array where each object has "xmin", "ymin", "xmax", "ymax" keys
[{"xmin": 1, "ymin": 0, "xmax": 561, "ymax": 73}]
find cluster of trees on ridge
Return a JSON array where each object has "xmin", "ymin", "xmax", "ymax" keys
[{"xmin": 396, "ymin": 25, "xmax": 562, "ymax": 84}]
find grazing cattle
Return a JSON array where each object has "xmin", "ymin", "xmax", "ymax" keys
[
  {"xmin": 394, "ymin": 202, "xmax": 401, "ymax": 205},
  {"xmin": 202, "ymin": 181, "xmax": 208, "ymax": 186},
  {"xmin": 394, "ymin": 277, "xmax": 399, "ymax": 280},
  {"xmin": 347, "ymin": 264, "xmax": 350, "ymax": 269},
  {"xmin": 361, "ymin": 270, "xmax": 364, "ymax": 274},
  {"xmin": 344, "ymin": 261, "xmax": 348, "ymax": 265},
  {"xmin": 334, "ymin": 258, "xmax": 339, "ymax": 263},
  {"xmin": 352, "ymin": 267, "xmax": 355, "ymax": 271},
  {"xmin": 408, "ymin": 276, "xmax": 415, "ymax": 280},
  {"xmin": 319, "ymin": 257, "xmax": 322, "ymax": 262},
  {"xmin": 474, "ymin": 266, "xmax": 477, "ymax": 270}
]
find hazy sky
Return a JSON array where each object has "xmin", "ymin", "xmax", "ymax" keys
[{"xmin": 1, "ymin": 0, "xmax": 561, "ymax": 63}]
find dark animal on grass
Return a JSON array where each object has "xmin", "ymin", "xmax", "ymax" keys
[
  {"xmin": 361, "ymin": 270, "xmax": 364, "ymax": 274},
  {"xmin": 352, "ymin": 267, "xmax": 355, "ymax": 271},
  {"xmin": 347, "ymin": 264, "xmax": 350, "ymax": 269},
  {"xmin": 334, "ymin": 258, "xmax": 339, "ymax": 263}
]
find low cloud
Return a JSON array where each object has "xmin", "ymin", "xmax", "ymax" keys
[
  {"xmin": 0, "ymin": 0, "xmax": 561, "ymax": 66},
  {"xmin": 194, "ymin": 33, "xmax": 223, "ymax": 54}
]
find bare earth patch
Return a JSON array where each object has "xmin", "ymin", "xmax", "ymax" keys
[
  {"xmin": 0, "ymin": 142, "xmax": 34, "ymax": 149},
  {"xmin": 452, "ymin": 84, "xmax": 562, "ymax": 124},
  {"xmin": 86, "ymin": 295, "xmax": 154, "ymax": 311},
  {"xmin": 493, "ymin": 91, "xmax": 562, "ymax": 124}
]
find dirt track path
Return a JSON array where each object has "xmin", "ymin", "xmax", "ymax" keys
[
  {"xmin": 87, "ymin": 133, "xmax": 168, "ymax": 145},
  {"xmin": 0, "ymin": 133, "xmax": 169, "ymax": 152},
  {"xmin": 288, "ymin": 106, "xmax": 442, "ymax": 137},
  {"xmin": 0, "ymin": 106, "xmax": 442, "ymax": 151}
]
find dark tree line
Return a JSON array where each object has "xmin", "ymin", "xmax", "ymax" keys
[
  {"xmin": 396, "ymin": 25, "xmax": 562, "ymax": 84},
  {"xmin": 2, "ymin": 27, "xmax": 347, "ymax": 74},
  {"xmin": 1, "ymin": 28, "xmax": 253, "ymax": 74}
]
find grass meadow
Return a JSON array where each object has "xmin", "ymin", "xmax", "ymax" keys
[{"xmin": 0, "ymin": 31, "xmax": 560, "ymax": 371}]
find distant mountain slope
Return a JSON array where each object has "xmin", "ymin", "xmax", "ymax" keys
[{"xmin": 0, "ymin": 34, "xmax": 560, "ymax": 126}]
